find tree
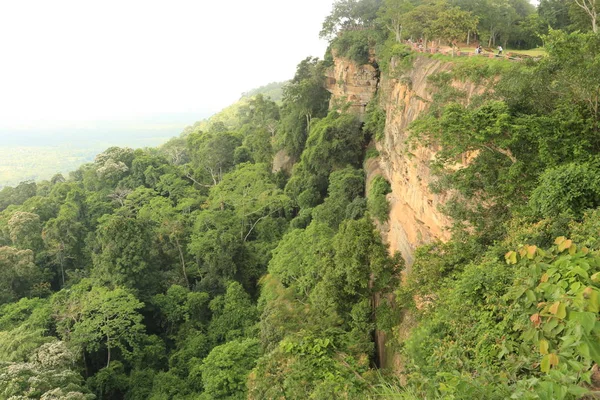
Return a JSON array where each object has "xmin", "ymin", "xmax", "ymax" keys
[
  {"xmin": 139, "ymin": 197, "xmax": 194, "ymax": 288},
  {"xmin": 320, "ymin": 0, "xmax": 383, "ymax": 40},
  {"xmin": 278, "ymin": 58, "xmax": 331, "ymax": 157},
  {"xmin": 185, "ymin": 131, "xmax": 241, "ymax": 188},
  {"xmin": 573, "ymin": 0, "xmax": 598, "ymax": 32},
  {"xmin": 8, "ymin": 211, "xmax": 43, "ymax": 252},
  {"xmin": 207, "ymin": 281, "xmax": 259, "ymax": 344},
  {"xmin": 403, "ymin": 2, "xmax": 441, "ymax": 49},
  {"xmin": 529, "ymin": 162, "xmax": 600, "ymax": 218},
  {"xmin": 0, "ymin": 246, "xmax": 46, "ymax": 304},
  {"xmin": 92, "ymin": 212, "xmax": 161, "ymax": 295},
  {"xmin": 71, "ymin": 287, "xmax": 145, "ymax": 368},
  {"xmin": 433, "ymin": 6, "xmax": 478, "ymax": 54},
  {"xmin": 0, "ymin": 341, "xmax": 93, "ymax": 400},
  {"xmin": 378, "ymin": 0, "xmax": 415, "ymax": 42},
  {"xmin": 207, "ymin": 163, "xmax": 291, "ymax": 243},
  {"xmin": 42, "ymin": 201, "xmax": 87, "ymax": 287},
  {"xmin": 200, "ymin": 338, "xmax": 260, "ymax": 400}
]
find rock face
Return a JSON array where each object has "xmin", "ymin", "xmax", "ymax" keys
[
  {"xmin": 376, "ymin": 57, "xmax": 454, "ymax": 266},
  {"xmin": 272, "ymin": 149, "xmax": 294, "ymax": 175},
  {"xmin": 327, "ymin": 53, "xmax": 489, "ymax": 370},
  {"xmin": 325, "ymin": 56, "xmax": 379, "ymax": 118},
  {"xmin": 376, "ymin": 56, "xmax": 486, "ymax": 266},
  {"xmin": 328, "ymin": 54, "xmax": 486, "ymax": 267}
]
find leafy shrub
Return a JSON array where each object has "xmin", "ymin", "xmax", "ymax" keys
[
  {"xmin": 365, "ymin": 147, "xmax": 380, "ymax": 159},
  {"xmin": 364, "ymin": 99, "xmax": 386, "ymax": 141},
  {"xmin": 332, "ymin": 30, "xmax": 373, "ymax": 64},
  {"xmin": 529, "ymin": 161, "xmax": 600, "ymax": 219},
  {"xmin": 376, "ymin": 37, "xmax": 414, "ymax": 74},
  {"xmin": 367, "ymin": 176, "xmax": 391, "ymax": 223}
]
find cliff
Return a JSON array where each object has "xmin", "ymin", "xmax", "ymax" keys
[
  {"xmin": 327, "ymin": 54, "xmax": 485, "ymax": 267},
  {"xmin": 325, "ymin": 56, "xmax": 379, "ymax": 117}
]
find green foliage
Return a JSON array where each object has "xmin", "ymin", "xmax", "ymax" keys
[
  {"xmin": 320, "ymin": 0, "xmax": 383, "ymax": 40},
  {"xmin": 530, "ymin": 162, "xmax": 600, "ymax": 219},
  {"xmin": 69, "ymin": 286, "xmax": 146, "ymax": 367},
  {"xmin": 332, "ymin": 29, "xmax": 381, "ymax": 64},
  {"xmin": 0, "ymin": 341, "xmax": 94, "ymax": 400},
  {"xmin": 6, "ymin": 13, "xmax": 600, "ymax": 399},
  {"xmin": 312, "ymin": 167, "xmax": 365, "ymax": 228},
  {"xmin": 92, "ymin": 212, "xmax": 161, "ymax": 295},
  {"xmin": 367, "ymin": 175, "xmax": 391, "ymax": 223},
  {"xmin": 208, "ymin": 281, "xmax": 259, "ymax": 344},
  {"xmin": 278, "ymin": 57, "xmax": 331, "ymax": 157},
  {"xmin": 200, "ymin": 338, "xmax": 260, "ymax": 400},
  {"xmin": 363, "ymin": 98, "xmax": 387, "ymax": 141}
]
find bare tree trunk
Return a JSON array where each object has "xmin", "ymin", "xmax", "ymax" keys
[
  {"xmin": 106, "ymin": 341, "xmax": 111, "ymax": 368},
  {"xmin": 574, "ymin": 0, "xmax": 598, "ymax": 33},
  {"xmin": 174, "ymin": 237, "xmax": 189, "ymax": 288},
  {"xmin": 467, "ymin": 30, "xmax": 470, "ymax": 46}
]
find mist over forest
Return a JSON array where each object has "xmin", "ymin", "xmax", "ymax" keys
[{"xmin": 0, "ymin": 112, "xmax": 211, "ymax": 187}]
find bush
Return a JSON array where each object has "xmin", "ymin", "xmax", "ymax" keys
[
  {"xmin": 363, "ymin": 99, "xmax": 386, "ymax": 141},
  {"xmin": 332, "ymin": 30, "xmax": 376, "ymax": 65},
  {"xmin": 367, "ymin": 176, "xmax": 391, "ymax": 223},
  {"xmin": 529, "ymin": 161, "xmax": 600, "ymax": 219}
]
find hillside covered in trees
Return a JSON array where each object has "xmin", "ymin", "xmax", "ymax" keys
[{"xmin": 2, "ymin": 0, "xmax": 600, "ymax": 399}]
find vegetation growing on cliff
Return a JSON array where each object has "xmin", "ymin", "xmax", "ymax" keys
[
  {"xmin": 3, "ymin": 0, "xmax": 600, "ymax": 399},
  {"xmin": 394, "ymin": 28, "xmax": 600, "ymax": 399}
]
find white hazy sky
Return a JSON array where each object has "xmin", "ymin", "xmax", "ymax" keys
[{"xmin": 0, "ymin": 0, "xmax": 335, "ymax": 131}]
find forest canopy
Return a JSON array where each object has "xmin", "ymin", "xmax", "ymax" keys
[{"xmin": 3, "ymin": 0, "xmax": 600, "ymax": 399}]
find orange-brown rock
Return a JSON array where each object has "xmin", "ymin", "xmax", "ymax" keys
[
  {"xmin": 374, "ymin": 56, "xmax": 487, "ymax": 266},
  {"xmin": 329, "ymin": 54, "xmax": 487, "ymax": 267},
  {"xmin": 325, "ymin": 56, "xmax": 378, "ymax": 117}
]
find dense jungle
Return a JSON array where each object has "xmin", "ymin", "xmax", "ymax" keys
[{"xmin": 2, "ymin": 0, "xmax": 600, "ymax": 398}]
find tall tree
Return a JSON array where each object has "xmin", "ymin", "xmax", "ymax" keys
[
  {"xmin": 71, "ymin": 287, "xmax": 145, "ymax": 368},
  {"xmin": 573, "ymin": 0, "xmax": 598, "ymax": 31}
]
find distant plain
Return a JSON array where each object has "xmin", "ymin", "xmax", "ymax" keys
[{"xmin": 0, "ymin": 112, "xmax": 210, "ymax": 187}]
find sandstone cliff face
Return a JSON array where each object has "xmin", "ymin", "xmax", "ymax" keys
[
  {"xmin": 328, "ymin": 54, "xmax": 485, "ymax": 267},
  {"xmin": 325, "ymin": 56, "xmax": 378, "ymax": 118},
  {"xmin": 376, "ymin": 57, "xmax": 487, "ymax": 266}
]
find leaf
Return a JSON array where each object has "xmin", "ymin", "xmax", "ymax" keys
[
  {"xmin": 577, "ymin": 341, "xmax": 590, "ymax": 359},
  {"xmin": 527, "ymin": 245, "xmax": 538, "ymax": 259},
  {"xmin": 548, "ymin": 353, "xmax": 559, "ymax": 367},
  {"xmin": 588, "ymin": 290, "xmax": 600, "ymax": 312},
  {"xmin": 540, "ymin": 354, "xmax": 550, "ymax": 373},
  {"xmin": 526, "ymin": 290, "xmax": 536, "ymax": 303},
  {"xmin": 569, "ymin": 244, "xmax": 577, "ymax": 255},
  {"xmin": 555, "ymin": 236, "xmax": 566, "ymax": 245},
  {"xmin": 566, "ymin": 386, "xmax": 590, "ymax": 396},
  {"xmin": 540, "ymin": 273, "xmax": 549, "ymax": 283},
  {"xmin": 558, "ymin": 239, "xmax": 572, "ymax": 252},
  {"xmin": 505, "ymin": 251, "xmax": 517, "ymax": 265},
  {"xmin": 591, "ymin": 272, "xmax": 600, "ymax": 283},
  {"xmin": 581, "ymin": 246, "xmax": 590, "ymax": 254},
  {"xmin": 570, "ymin": 311, "xmax": 596, "ymax": 334},
  {"xmin": 582, "ymin": 334, "xmax": 600, "ymax": 365},
  {"xmin": 547, "ymin": 301, "xmax": 567, "ymax": 319},
  {"xmin": 539, "ymin": 339, "xmax": 549, "ymax": 355},
  {"xmin": 568, "ymin": 266, "xmax": 589, "ymax": 279},
  {"xmin": 543, "ymin": 317, "xmax": 559, "ymax": 334},
  {"xmin": 530, "ymin": 313, "xmax": 542, "ymax": 327}
]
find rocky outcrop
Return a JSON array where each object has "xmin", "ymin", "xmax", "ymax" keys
[
  {"xmin": 325, "ymin": 56, "xmax": 379, "ymax": 118},
  {"xmin": 272, "ymin": 149, "xmax": 294, "ymax": 174},
  {"xmin": 329, "ymin": 54, "xmax": 486, "ymax": 266},
  {"xmin": 374, "ymin": 56, "xmax": 487, "ymax": 266},
  {"xmin": 327, "ymin": 53, "xmax": 491, "ymax": 371}
]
